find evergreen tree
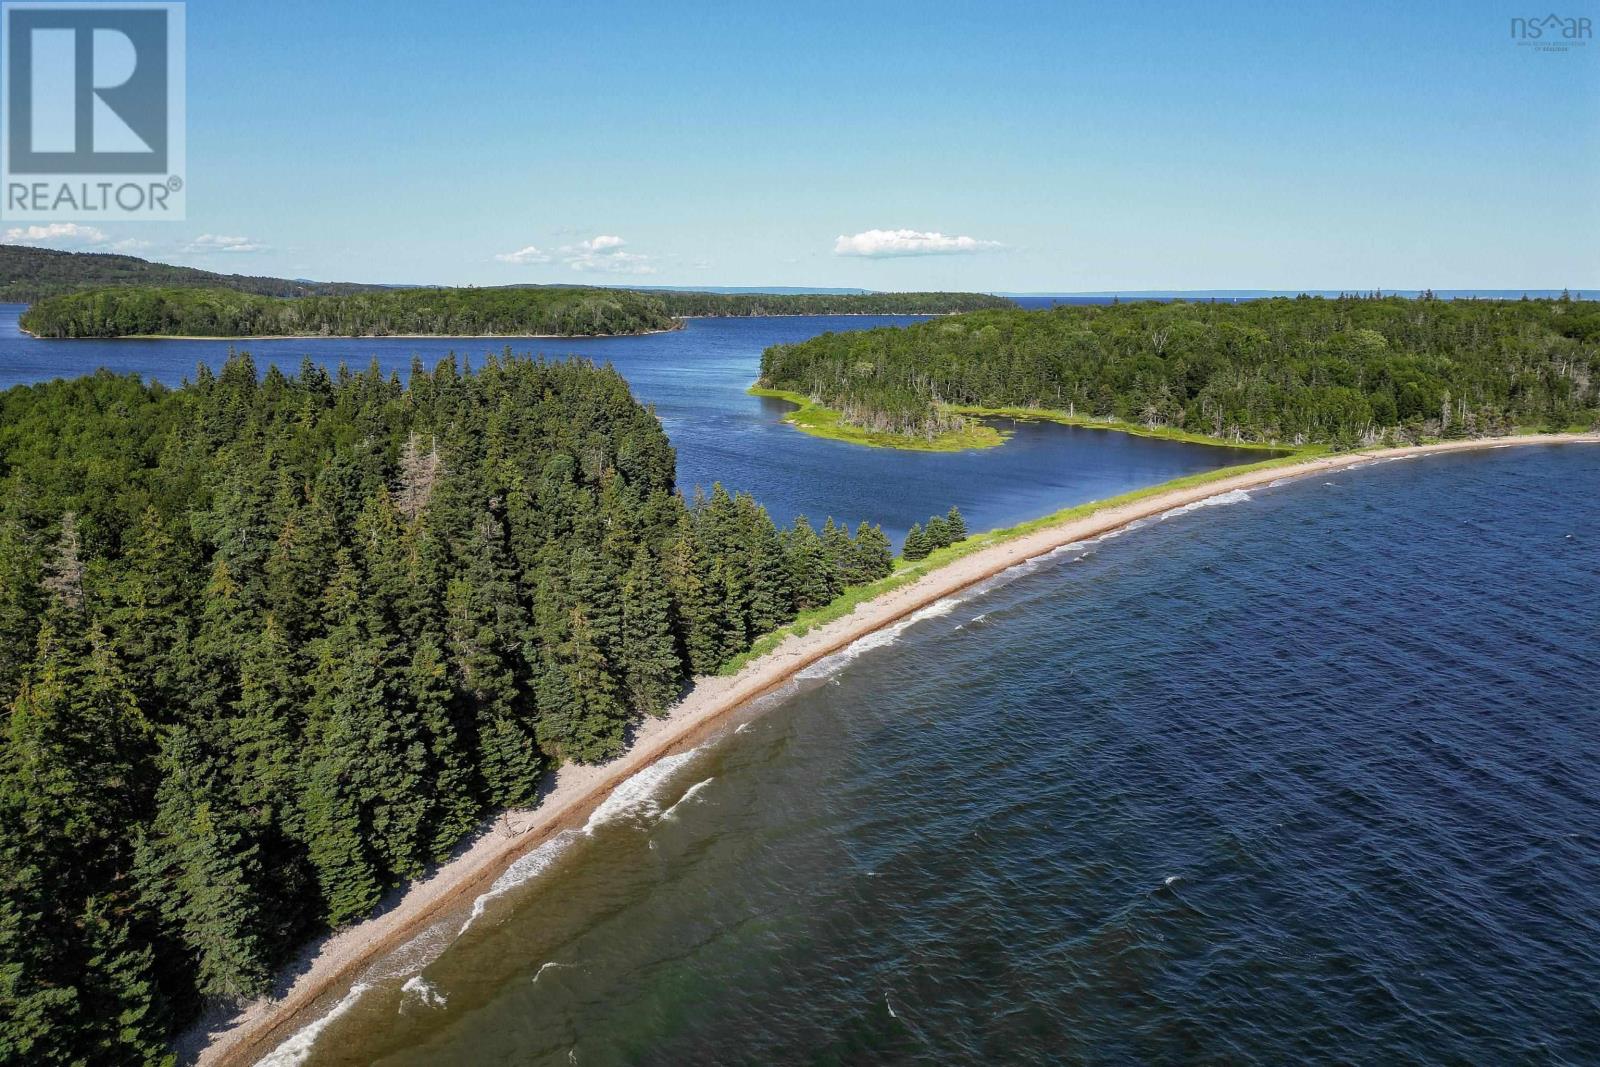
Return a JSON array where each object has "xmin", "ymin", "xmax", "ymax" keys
[
  {"xmin": 406, "ymin": 636, "xmax": 480, "ymax": 861},
  {"xmin": 903, "ymin": 523, "xmax": 931, "ymax": 561},
  {"xmin": 784, "ymin": 516, "xmax": 836, "ymax": 611},
  {"xmin": 137, "ymin": 727, "xmax": 274, "ymax": 999},
  {"xmin": 852, "ymin": 522, "xmax": 894, "ymax": 581},
  {"xmin": 0, "ymin": 519, "xmax": 43, "ymax": 706},
  {"xmin": 103, "ymin": 507, "xmax": 195, "ymax": 718},
  {"xmin": 946, "ymin": 506, "xmax": 968, "ymax": 541},
  {"xmin": 446, "ymin": 511, "xmax": 541, "ymax": 806},
  {"xmin": 619, "ymin": 548, "xmax": 683, "ymax": 716}
]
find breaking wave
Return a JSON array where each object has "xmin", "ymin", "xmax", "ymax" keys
[
  {"xmin": 1160, "ymin": 488, "xmax": 1252, "ymax": 520},
  {"xmin": 255, "ymin": 982, "xmax": 373, "ymax": 1067},
  {"xmin": 400, "ymin": 975, "xmax": 447, "ymax": 1011}
]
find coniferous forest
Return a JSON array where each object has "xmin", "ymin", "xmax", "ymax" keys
[
  {"xmin": 759, "ymin": 295, "xmax": 1600, "ymax": 447},
  {"xmin": 19, "ymin": 283, "xmax": 1010, "ymax": 339},
  {"xmin": 0, "ymin": 354, "xmax": 893, "ymax": 1065},
  {"xmin": 19, "ymin": 286, "xmax": 681, "ymax": 339}
]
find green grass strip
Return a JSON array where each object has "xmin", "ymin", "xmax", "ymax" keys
[
  {"xmin": 748, "ymin": 386, "xmax": 1005, "ymax": 451},
  {"xmin": 715, "ymin": 445, "xmax": 1326, "ymax": 676}
]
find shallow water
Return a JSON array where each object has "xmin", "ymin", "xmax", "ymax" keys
[
  {"xmin": 0, "ymin": 305, "xmax": 1268, "ymax": 546},
  {"xmin": 270, "ymin": 444, "xmax": 1600, "ymax": 1066}
]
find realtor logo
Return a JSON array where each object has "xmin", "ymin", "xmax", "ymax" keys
[{"xmin": 1, "ymin": 2, "xmax": 185, "ymax": 219}]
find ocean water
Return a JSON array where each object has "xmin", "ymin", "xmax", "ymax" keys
[
  {"xmin": 0, "ymin": 305, "xmax": 1268, "ymax": 547},
  {"xmin": 265, "ymin": 444, "xmax": 1600, "ymax": 1066}
]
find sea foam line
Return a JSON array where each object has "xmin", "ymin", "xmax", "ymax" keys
[
  {"xmin": 1159, "ymin": 488, "xmax": 1252, "ymax": 519},
  {"xmin": 255, "ymin": 982, "xmax": 373, "ymax": 1067},
  {"xmin": 658, "ymin": 777, "xmax": 715, "ymax": 821}
]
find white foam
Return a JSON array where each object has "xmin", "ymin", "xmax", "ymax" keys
[
  {"xmin": 255, "ymin": 982, "xmax": 372, "ymax": 1067},
  {"xmin": 358, "ymin": 920, "xmax": 457, "ymax": 986},
  {"xmin": 886, "ymin": 995, "xmax": 898, "ymax": 1018},
  {"xmin": 658, "ymin": 777, "xmax": 715, "ymax": 821},
  {"xmin": 533, "ymin": 961, "xmax": 571, "ymax": 984},
  {"xmin": 734, "ymin": 722, "xmax": 751, "ymax": 734},
  {"xmin": 1160, "ymin": 488, "xmax": 1251, "ymax": 520},
  {"xmin": 583, "ymin": 748, "xmax": 703, "ymax": 832},
  {"xmin": 795, "ymin": 596, "xmax": 965, "ymax": 680},
  {"xmin": 399, "ymin": 975, "xmax": 447, "ymax": 1011},
  {"xmin": 456, "ymin": 831, "xmax": 578, "ymax": 936}
]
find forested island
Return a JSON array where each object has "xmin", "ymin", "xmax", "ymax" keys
[
  {"xmin": 0, "ymin": 355, "xmax": 902, "ymax": 1064},
  {"xmin": 758, "ymin": 295, "xmax": 1600, "ymax": 448},
  {"xmin": 18, "ymin": 286, "xmax": 682, "ymax": 338},
  {"xmin": 18, "ymin": 283, "xmax": 1013, "ymax": 339}
]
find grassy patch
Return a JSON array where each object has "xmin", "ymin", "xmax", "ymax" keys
[
  {"xmin": 714, "ymin": 445, "xmax": 1327, "ymax": 677},
  {"xmin": 946, "ymin": 405, "xmax": 1292, "ymax": 451},
  {"xmin": 749, "ymin": 386, "xmax": 1005, "ymax": 451}
]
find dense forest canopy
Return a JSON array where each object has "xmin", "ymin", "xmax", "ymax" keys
[
  {"xmin": 0, "ymin": 354, "xmax": 895, "ymax": 1064},
  {"xmin": 758, "ymin": 296, "xmax": 1600, "ymax": 447},
  {"xmin": 0, "ymin": 245, "xmax": 386, "ymax": 303},
  {"xmin": 651, "ymin": 290, "xmax": 1011, "ymax": 317},
  {"xmin": 18, "ymin": 284, "xmax": 1014, "ymax": 339},
  {"xmin": 19, "ymin": 286, "xmax": 681, "ymax": 339}
]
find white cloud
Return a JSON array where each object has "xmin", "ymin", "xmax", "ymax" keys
[
  {"xmin": 5, "ymin": 222, "xmax": 109, "ymax": 247},
  {"xmin": 495, "ymin": 234, "xmax": 659, "ymax": 275},
  {"xmin": 494, "ymin": 244, "xmax": 552, "ymax": 264},
  {"xmin": 4, "ymin": 222, "xmax": 147, "ymax": 253},
  {"xmin": 833, "ymin": 228, "xmax": 1004, "ymax": 258},
  {"xmin": 578, "ymin": 234, "xmax": 626, "ymax": 253},
  {"xmin": 183, "ymin": 233, "xmax": 265, "ymax": 254},
  {"xmin": 562, "ymin": 234, "xmax": 656, "ymax": 275}
]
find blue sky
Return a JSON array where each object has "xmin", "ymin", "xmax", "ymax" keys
[{"xmin": 9, "ymin": 0, "xmax": 1599, "ymax": 289}]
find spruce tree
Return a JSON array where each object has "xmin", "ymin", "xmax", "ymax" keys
[
  {"xmin": 946, "ymin": 506, "xmax": 968, "ymax": 541},
  {"xmin": 903, "ymin": 524, "xmax": 931, "ymax": 561},
  {"xmin": 407, "ymin": 636, "xmax": 480, "ymax": 862},
  {"xmin": 619, "ymin": 548, "xmax": 683, "ymax": 716},
  {"xmin": 138, "ymin": 727, "xmax": 274, "ymax": 999},
  {"xmin": 852, "ymin": 522, "xmax": 894, "ymax": 581},
  {"xmin": 0, "ymin": 519, "xmax": 43, "ymax": 707}
]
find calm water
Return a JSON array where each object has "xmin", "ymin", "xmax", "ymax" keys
[
  {"xmin": 265, "ymin": 445, "xmax": 1599, "ymax": 1067},
  {"xmin": 0, "ymin": 305, "xmax": 1267, "ymax": 547}
]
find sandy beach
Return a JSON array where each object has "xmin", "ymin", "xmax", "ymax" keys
[{"xmin": 190, "ymin": 431, "xmax": 1598, "ymax": 1067}]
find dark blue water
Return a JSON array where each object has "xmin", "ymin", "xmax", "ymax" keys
[
  {"xmin": 0, "ymin": 305, "xmax": 1267, "ymax": 546},
  {"xmin": 278, "ymin": 444, "xmax": 1600, "ymax": 1067}
]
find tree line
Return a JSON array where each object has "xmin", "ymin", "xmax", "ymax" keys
[
  {"xmin": 650, "ymin": 290, "xmax": 1012, "ymax": 317},
  {"xmin": 0, "ymin": 353, "xmax": 895, "ymax": 1064},
  {"xmin": 19, "ymin": 286, "xmax": 681, "ymax": 339},
  {"xmin": 0, "ymin": 245, "xmax": 389, "ymax": 304},
  {"xmin": 19, "ymin": 283, "xmax": 1014, "ymax": 340},
  {"xmin": 757, "ymin": 295, "xmax": 1600, "ymax": 447}
]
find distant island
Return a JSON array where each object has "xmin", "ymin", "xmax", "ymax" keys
[
  {"xmin": 651, "ymin": 290, "xmax": 1010, "ymax": 317},
  {"xmin": 19, "ymin": 286, "xmax": 683, "ymax": 338},
  {"xmin": 757, "ymin": 294, "xmax": 1600, "ymax": 450},
  {"xmin": 4, "ymin": 246, "xmax": 1012, "ymax": 337}
]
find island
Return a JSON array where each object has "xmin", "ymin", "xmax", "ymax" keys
[
  {"xmin": 5, "ymin": 247, "xmax": 1014, "ymax": 338},
  {"xmin": 756, "ymin": 294, "xmax": 1600, "ymax": 450}
]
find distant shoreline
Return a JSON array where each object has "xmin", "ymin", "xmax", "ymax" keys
[
  {"xmin": 189, "ymin": 431, "xmax": 1599, "ymax": 1067},
  {"xmin": 16, "ymin": 324, "xmax": 686, "ymax": 342},
  {"xmin": 16, "ymin": 312, "xmax": 967, "ymax": 340}
]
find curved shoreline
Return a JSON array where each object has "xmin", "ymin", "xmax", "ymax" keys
[{"xmin": 191, "ymin": 431, "xmax": 1598, "ymax": 1067}]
